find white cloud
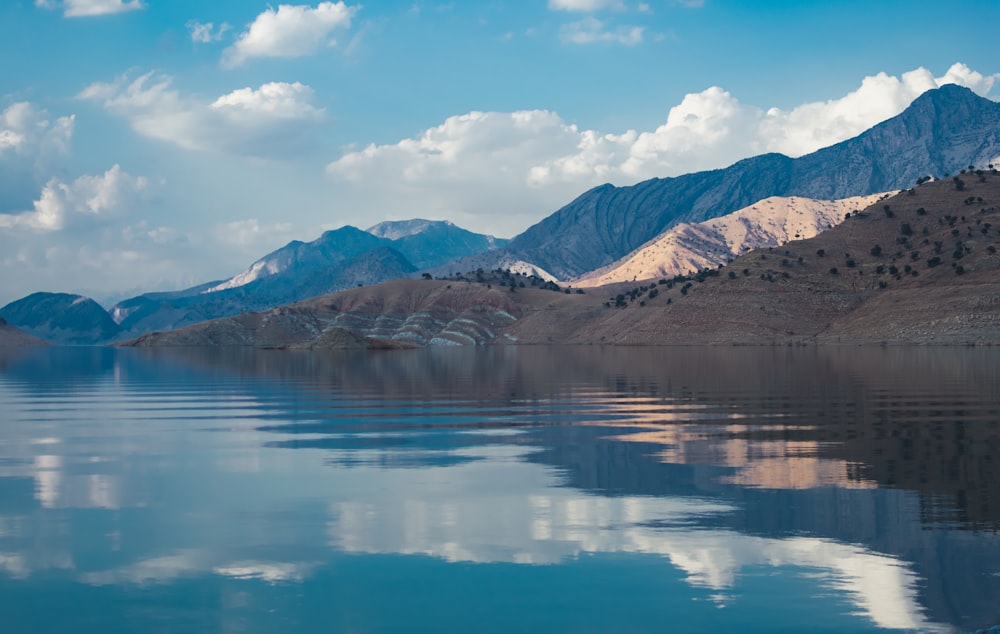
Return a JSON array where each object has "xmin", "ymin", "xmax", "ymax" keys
[
  {"xmin": 222, "ymin": 1, "xmax": 359, "ymax": 68},
  {"xmin": 548, "ymin": 0, "xmax": 626, "ymax": 10},
  {"xmin": 36, "ymin": 0, "xmax": 144, "ymax": 17},
  {"xmin": 186, "ymin": 20, "xmax": 231, "ymax": 44},
  {"xmin": 213, "ymin": 219, "xmax": 294, "ymax": 248},
  {"xmin": 560, "ymin": 16, "xmax": 643, "ymax": 45},
  {"xmin": 78, "ymin": 72, "xmax": 325, "ymax": 157},
  {"xmin": 0, "ymin": 165, "xmax": 148, "ymax": 232},
  {"xmin": 1, "ymin": 102, "xmax": 74, "ymax": 161},
  {"xmin": 326, "ymin": 63, "xmax": 998, "ymax": 237},
  {"xmin": 1, "ymin": 102, "xmax": 75, "ymax": 212}
]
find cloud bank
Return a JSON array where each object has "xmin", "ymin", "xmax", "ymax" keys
[
  {"xmin": 79, "ymin": 73, "xmax": 326, "ymax": 158},
  {"xmin": 0, "ymin": 102, "xmax": 75, "ymax": 212},
  {"xmin": 0, "ymin": 165, "xmax": 147, "ymax": 231},
  {"xmin": 326, "ymin": 63, "xmax": 998, "ymax": 235}
]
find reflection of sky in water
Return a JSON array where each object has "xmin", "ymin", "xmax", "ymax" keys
[{"xmin": 1, "ymin": 347, "xmax": 997, "ymax": 632}]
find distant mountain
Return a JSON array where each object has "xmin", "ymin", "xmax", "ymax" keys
[
  {"xmin": 0, "ymin": 292, "xmax": 122, "ymax": 345},
  {"xmin": 508, "ymin": 85, "xmax": 1000, "ymax": 279},
  {"xmin": 206, "ymin": 226, "xmax": 388, "ymax": 293},
  {"xmin": 105, "ymin": 220, "xmax": 502, "ymax": 340},
  {"xmin": 367, "ymin": 219, "xmax": 509, "ymax": 269},
  {"xmin": 573, "ymin": 192, "xmax": 893, "ymax": 287}
]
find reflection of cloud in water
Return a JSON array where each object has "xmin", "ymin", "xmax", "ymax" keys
[
  {"xmin": 214, "ymin": 561, "xmax": 319, "ymax": 583},
  {"xmin": 326, "ymin": 443, "xmax": 945, "ymax": 633},
  {"xmin": 81, "ymin": 550, "xmax": 320, "ymax": 587}
]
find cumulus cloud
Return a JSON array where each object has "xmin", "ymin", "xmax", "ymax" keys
[
  {"xmin": 0, "ymin": 102, "xmax": 75, "ymax": 212},
  {"xmin": 560, "ymin": 17, "xmax": 643, "ymax": 45},
  {"xmin": 78, "ymin": 72, "xmax": 325, "ymax": 157},
  {"xmin": 187, "ymin": 20, "xmax": 231, "ymax": 44},
  {"xmin": 0, "ymin": 165, "xmax": 148, "ymax": 232},
  {"xmin": 35, "ymin": 0, "xmax": 144, "ymax": 17},
  {"xmin": 222, "ymin": 2, "xmax": 359, "ymax": 68},
  {"xmin": 548, "ymin": 0, "xmax": 626, "ymax": 10},
  {"xmin": 326, "ymin": 63, "xmax": 998, "ymax": 236},
  {"xmin": 0, "ymin": 102, "xmax": 74, "ymax": 164}
]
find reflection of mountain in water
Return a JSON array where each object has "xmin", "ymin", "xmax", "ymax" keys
[
  {"xmin": 140, "ymin": 345, "xmax": 1000, "ymax": 631},
  {"xmin": 3, "ymin": 346, "xmax": 999, "ymax": 631}
]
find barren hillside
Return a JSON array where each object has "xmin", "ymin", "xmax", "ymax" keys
[{"xmin": 574, "ymin": 192, "xmax": 893, "ymax": 287}]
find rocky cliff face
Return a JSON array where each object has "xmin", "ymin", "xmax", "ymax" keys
[{"xmin": 508, "ymin": 85, "xmax": 1000, "ymax": 279}]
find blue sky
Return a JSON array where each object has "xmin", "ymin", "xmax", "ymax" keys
[{"xmin": 1, "ymin": 0, "xmax": 998, "ymax": 305}]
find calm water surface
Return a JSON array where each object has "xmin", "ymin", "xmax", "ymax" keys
[{"xmin": 0, "ymin": 346, "xmax": 998, "ymax": 633}]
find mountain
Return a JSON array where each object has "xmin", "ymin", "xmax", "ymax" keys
[
  {"xmin": 508, "ymin": 85, "xmax": 1000, "ymax": 279},
  {"xmin": 123, "ymin": 173, "xmax": 1000, "ymax": 348},
  {"xmin": 206, "ymin": 226, "xmax": 388, "ymax": 293},
  {"xmin": 367, "ymin": 219, "xmax": 509, "ymax": 269},
  {"xmin": 0, "ymin": 292, "xmax": 122, "ymax": 345},
  {"xmin": 105, "ymin": 220, "xmax": 502, "ymax": 340},
  {"xmin": 573, "ymin": 192, "xmax": 893, "ymax": 287}
]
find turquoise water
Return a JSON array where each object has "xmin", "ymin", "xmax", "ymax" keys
[{"xmin": 1, "ymin": 346, "xmax": 998, "ymax": 633}]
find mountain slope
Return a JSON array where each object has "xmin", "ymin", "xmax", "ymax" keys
[
  {"xmin": 106, "ymin": 220, "xmax": 503, "ymax": 341},
  {"xmin": 508, "ymin": 85, "xmax": 1000, "ymax": 279},
  {"xmin": 573, "ymin": 192, "xmax": 893, "ymax": 287},
  {"xmin": 369, "ymin": 220, "xmax": 509, "ymax": 269},
  {"xmin": 206, "ymin": 226, "xmax": 387, "ymax": 293},
  {"xmin": 123, "ymin": 172, "xmax": 1000, "ymax": 348},
  {"xmin": 0, "ymin": 317, "xmax": 50, "ymax": 347},
  {"xmin": 0, "ymin": 293, "xmax": 122, "ymax": 345},
  {"xmin": 506, "ymin": 172, "xmax": 1000, "ymax": 345}
]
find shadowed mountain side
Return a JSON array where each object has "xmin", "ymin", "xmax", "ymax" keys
[
  {"xmin": 112, "ymin": 246, "xmax": 417, "ymax": 340},
  {"xmin": 508, "ymin": 85, "xmax": 1000, "ymax": 278},
  {"xmin": 0, "ymin": 293, "xmax": 122, "ymax": 345},
  {"xmin": 367, "ymin": 219, "xmax": 509, "ymax": 270},
  {"xmin": 573, "ymin": 192, "xmax": 895, "ymax": 287}
]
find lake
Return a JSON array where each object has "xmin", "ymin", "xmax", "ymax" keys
[{"xmin": 0, "ymin": 345, "xmax": 998, "ymax": 633}]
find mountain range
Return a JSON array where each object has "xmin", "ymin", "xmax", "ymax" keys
[
  {"xmin": 507, "ymin": 84, "xmax": 1000, "ymax": 278},
  {"xmin": 2, "ymin": 220, "xmax": 507, "ymax": 344},
  {"xmin": 126, "ymin": 173, "xmax": 1000, "ymax": 348},
  {"xmin": 3, "ymin": 84, "xmax": 1000, "ymax": 346}
]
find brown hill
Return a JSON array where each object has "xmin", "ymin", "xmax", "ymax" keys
[
  {"xmin": 507, "ymin": 172, "xmax": 1000, "ymax": 345},
  {"xmin": 124, "ymin": 277, "xmax": 606, "ymax": 348},
  {"xmin": 0, "ymin": 317, "xmax": 50, "ymax": 347},
  {"xmin": 124, "ymin": 172, "xmax": 1000, "ymax": 348},
  {"xmin": 572, "ymin": 192, "xmax": 894, "ymax": 287}
]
